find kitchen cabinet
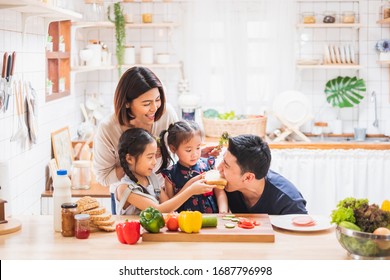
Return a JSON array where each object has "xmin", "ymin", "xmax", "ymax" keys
[
  {"xmin": 296, "ymin": 0, "xmax": 361, "ymax": 70},
  {"xmin": 46, "ymin": 20, "xmax": 71, "ymax": 101}
]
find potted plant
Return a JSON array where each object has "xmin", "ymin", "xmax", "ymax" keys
[
  {"xmin": 324, "ymin": 76, "xmax": 366, "ymax": 139},
  {"xmin": 376, "ymin": 39, "xmax": 390, "ymax": 61},
  {"xmin": 107, "ymin": 2, "xmax": 126, "ymax": 76},
  {"xmin": 46, "ymin": 79, "xmax": 53, "ymax": 95},
  {"xmin": 46, "ymin": 35, "xmax": 53, "ymax": 52}
]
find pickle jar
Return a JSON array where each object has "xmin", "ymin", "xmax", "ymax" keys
[
  {"xmin": 61, "ymin": 203, "xmax": 77, "ymax": 237},
  {"xmin": 75, "ymin": 214, "xmax": 90, "ymax": 239}
]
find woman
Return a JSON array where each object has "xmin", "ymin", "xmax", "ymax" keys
[{"xmin": 93, "ymin": 66, "xmax": 217, "ymax": 213}]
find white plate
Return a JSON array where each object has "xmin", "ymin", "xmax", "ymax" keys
[
  {"xmin": 349, "ymin": 45, "xmax": 355, "ymax": 64},
  {"xmin": 334, "ymin": 46, "xmax": 341, "ymax": 63},
  {"xmin": 324, "ymin": 45, "xmax": 331, "ymax": 64},
  {"xmin": 329, "ymin": 45, "xmax": 336, "ymax": 64},
  {"xmin": 270, "ymin": 214, "xmax": 335, "ymax": 232},
  {"xmin": 339, "ymin": 45, "xmax": 346, "ymax": 64},
  {"xmin": 344, "ymin": 45, "xmax": 351, "ymax": 63},
  {"xmin": 273, "ymin": 90, "xmax": 312, "ymax": 126}
]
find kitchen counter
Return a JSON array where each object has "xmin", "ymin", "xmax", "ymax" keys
[{"xmin": 0, "ymin": 215, "xmax": 347, "ymax": 260}]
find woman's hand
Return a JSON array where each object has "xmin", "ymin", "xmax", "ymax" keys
[{"xmin": 201, "ymin": 146, "xmax": 221, "ymax": 158}]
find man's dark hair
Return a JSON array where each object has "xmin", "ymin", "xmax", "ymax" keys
[{"xmin": 227, "ymin": 134, "xmax": 271, "ymax": 179}]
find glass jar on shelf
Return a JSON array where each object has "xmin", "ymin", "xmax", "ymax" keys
[
  {"xmin": 301, "ymin": 12, "xmax": 316, "ymax": 24},
  {"xmin": 141, "ymin": 0, "xmax": 153, "ymax": 23},
  {"xmin": 341, "ymin": 11, "xmax": 356, "ymax": 24},
  {"xmin": 382, "ymin": 1, "xmax": 390, "ymax": 20},
  {"xmin": 323, "ymin": 11, "xmax": 336, "ymax": 24}
]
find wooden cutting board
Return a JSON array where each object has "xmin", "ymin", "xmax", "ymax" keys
[{"xmin": 142, "ymin": 214, "xmax": 275, "ymax": 242}]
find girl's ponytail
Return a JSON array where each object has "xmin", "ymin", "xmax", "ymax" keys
[{"xmin": 157, "ymin": 128, "xmax": 173, "ymax": 173}]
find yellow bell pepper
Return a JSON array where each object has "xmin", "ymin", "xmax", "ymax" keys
[
  {"xmin": 178, "ymin": 211, "xmax": 202, "ymax": 233},
  {"xmin": 381, "ymin": 200, "xmax": 390, "ymax": 212}
]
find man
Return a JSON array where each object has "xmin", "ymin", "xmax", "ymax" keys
[{"xmin": 218, "ymin": 134, "xmax": 307, "ymax": 215}]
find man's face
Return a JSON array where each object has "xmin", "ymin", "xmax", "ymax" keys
[{"xmin": 217, "ymin": 150, "xmax": 243, "ymax": 192}]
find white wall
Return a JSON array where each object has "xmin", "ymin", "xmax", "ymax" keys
[
  {"xmin": 297, "ymin": 0, "xmax": 390, "ymax": 135},
  {"xmin": 0, "ymin": 10, "xmax": 83, "ymax": 215}
]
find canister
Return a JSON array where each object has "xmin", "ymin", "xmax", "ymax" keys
[
  {"xmin": 71, "ymin": 160, "xmax": 91, "ymax": 190},
  {"xmin": 156, "ymin": 53, "xmax": 170, "ymax": 64},
  {"xmin": 86, "ymin": 43, "xmax": 102, "ymax": 67},
  {"xmin": 140, "ymin": 46, "xmax": 154, "ymax": 64},
  {"xmin": 124, "ymin": 45, "xmax": 136, "ymax": 65},
  {"xmin": 61, "ymin": 202, "xmax": 77, "ymax": 237}
]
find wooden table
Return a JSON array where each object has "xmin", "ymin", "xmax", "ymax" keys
[{"xmin": 0, "ymin": 215, "xmax": 348, "ymax": 260}]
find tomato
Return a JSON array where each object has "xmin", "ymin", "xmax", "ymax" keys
[{"xmin": 166, "ymin": 216, "xmax": 179, "ymax": 231}]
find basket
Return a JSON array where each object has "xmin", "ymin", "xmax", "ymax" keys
[{"xmin": 202, "ymin": 115, "xmax": 267, "ymax": 138}]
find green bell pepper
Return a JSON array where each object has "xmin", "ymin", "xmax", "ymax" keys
[{"xmin": 139, "ymin": 207, "xmax": 165, "ymax": 233}]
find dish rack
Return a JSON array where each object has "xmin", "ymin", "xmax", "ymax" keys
[{"xmin": 202, "ymin": 115, "xmax": 267, "ymax": 138}]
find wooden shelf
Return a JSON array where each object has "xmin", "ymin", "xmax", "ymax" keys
[
  {"xmin": 377, "ymin": 60, "xmax": 390, "ymax": 65},
  {"xmin": 377, "ymin": 18, "xmax": 390, "ymax": 24},
  {"xmin": 72, "ymin": 21, "xmax": 180, "ymax": 29},
  {"xmin": 0, "ymin": 0, "xmax": 82, "ymax": 20},
  {"xmin": 297, "ymin": 23, "xmax": 361, "ymax": 28},
  {"xmin": 46, "ymin": 51, "xmax": 70, "ymax": 59},
  {"xmin": 297, "ymin": 64, "xmax": 361, "ymax": 69},
  {"xmin": 297, "ymin": 0, "xmax": 359, "ymax": 2},
  {"xmin": 72, "ymin": 63, "xmax": 181, "ymax": 74}
]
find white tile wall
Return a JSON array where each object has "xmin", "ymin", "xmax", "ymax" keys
[{"xmin": 297, "ymin": 0, "xmax": 390, "ymax": 135}]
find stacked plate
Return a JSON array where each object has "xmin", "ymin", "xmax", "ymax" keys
[{"xmin": 324, "ymin": 44, "xmax": 356, "ymax": 64}]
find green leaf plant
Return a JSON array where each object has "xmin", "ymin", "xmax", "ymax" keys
[
  {"xmin": 324, "ymin": 76, "xmax": 366, "ymax": 108},
  {"xmin": 108, "ymin": 2, "xmax": 126, "ymax": 77}
]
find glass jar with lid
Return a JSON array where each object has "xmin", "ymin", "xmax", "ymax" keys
[
  {"xmin": 75, "ymin": 214, "xmax": 90, "ymax": 239},
  {"xmin": 341, "ymin": 11, "xmax": 355, "ymax": 23},
  {"xmin": 301, "ymin": 12, "xmax": 316, "ymax": 24},
  {"xmin": 323, "ymin": 11, "xmax": 336, "ymax": 23},
  {"xmin": 382, "ymin": 1, "xmax": 390, "ymax": 19},
  {"xmin": 61, "ymin": 203, "xmax": 77, "ymax": 237},
  {"xmin": 71, "ymin": 160, "xmax": 91, "ymax": 190}
]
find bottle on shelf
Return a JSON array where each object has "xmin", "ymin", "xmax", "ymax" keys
[{"xmin": 53, "ymin": 169, "xmax": 72, "ymax": 232}]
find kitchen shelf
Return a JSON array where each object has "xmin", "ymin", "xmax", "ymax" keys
[
  {"xmin": 377, "ymin": 18, "xmax": 390, "ymax": 24},
  {"xmin": 46, "ymin": 51, "xmax": 70, "ymax": 59},
  {"xmin": 296, "ymin": 0, "xmax": 359, "ymax": 2},
  {"xmin": 0, "ymin": 0, "xmax": 82, "ymax": 20},
  {"xmin": 72, "ymin": 21, "xmax": 180, "ymax": 29},
  {"xmin": 296, "ymin": 64, "xmax": 361, "ymax": 70},
  {"xmin": 71, "ymin": 63, "xmax": 181, "ymax": 74},
  {"xmin": 297, "ymin": 23, "xmax": 361, "ymax": 29}
]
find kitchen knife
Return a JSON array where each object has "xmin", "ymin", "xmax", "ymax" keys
[
  {"xmin": 10, "ymin": 51, "xmax": 15, "ymax": 77},
  {"xmin": 1, "ymin": 52, "xmax": 7, "ymax": 78},
  {"xmin": 4, "ymin": 53, "xmax": 13, "ymax": 111}
]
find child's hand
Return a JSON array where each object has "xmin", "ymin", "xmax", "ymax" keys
[
  {"xmin": 189, "ymin": 178, "xmax": 215, "ymax": 195},
  {"xmin": 201, "ymin": 146, "xmax": 221, "ymax": 158}
]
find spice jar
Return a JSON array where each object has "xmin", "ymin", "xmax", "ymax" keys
[
  {"xmin": 75, "ymin": 214, "xmax": 90, "ymax": 239},
  {"xmin": 141, "ymin": 0, "xmax": 153, "ymax": 23},
  {"xmin": 61, "ymin": 203, "xmax": 77, "ymax": 237},
  {"xmin": 302, "ymin": 12, "xmax": 316, "ymax": 24},
  {"xmin": 71, "ymin": 160, "xmax": 91, "ymax": 190},
  {"xmin": 323, "ymin": 11, "xmax": 336, "ymax": 23},
  {"xmin": 341, "ymin": 11, "xmax": 355, "ymax": 23}
]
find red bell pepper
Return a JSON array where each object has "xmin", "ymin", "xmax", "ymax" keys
[{"xmin": 116, "ymin": 219, "xmax": 140, "ymax": 245}]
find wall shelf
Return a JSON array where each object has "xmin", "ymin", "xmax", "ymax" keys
[
  {"xmin": 0, "ymin": 0, "xmax": 82, "ymax": 20},
  {"xmin": 71, "ymin": 63, "xmax": 181, "ymax": 74},
  {"xmin": 72, "ymin": 21, "xmax": 180, "ymax": 30},
  {"xmin": 297, "ymin": 23, "xmax": 362, "ymax": 29},
  {"xmin": 297, "ymin": 64, "xmax": 361, "ymax": 70}
]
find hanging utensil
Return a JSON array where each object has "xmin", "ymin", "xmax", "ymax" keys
[
  {"xmin": 4, "ymin": 52, "xmax": 15, "ymax": 112},
  {"xmin": 0, "ymin": 52, "xmax": 7, "ymax": 112},
  {"xmin": 371, "ymin": 91, "xmax": 379, "ymax": 128}
]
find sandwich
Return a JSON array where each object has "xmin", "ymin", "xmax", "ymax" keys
[{"xmin": 204, "ymin": 170, "xmax": 227, "ymax": 189}]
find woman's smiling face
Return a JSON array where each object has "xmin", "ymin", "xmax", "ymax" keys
[{"xmin": 130, "ymin": 88, "xmax": 161, "ymax": 127}]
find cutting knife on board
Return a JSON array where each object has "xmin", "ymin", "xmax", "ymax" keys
[
  {"xmin": 0, "ymin": 52, "xmax": 8, "ymax": 112},
  {"xmin": 4, "ymin": 51, "xmax": 15, "ymax": 112}
]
